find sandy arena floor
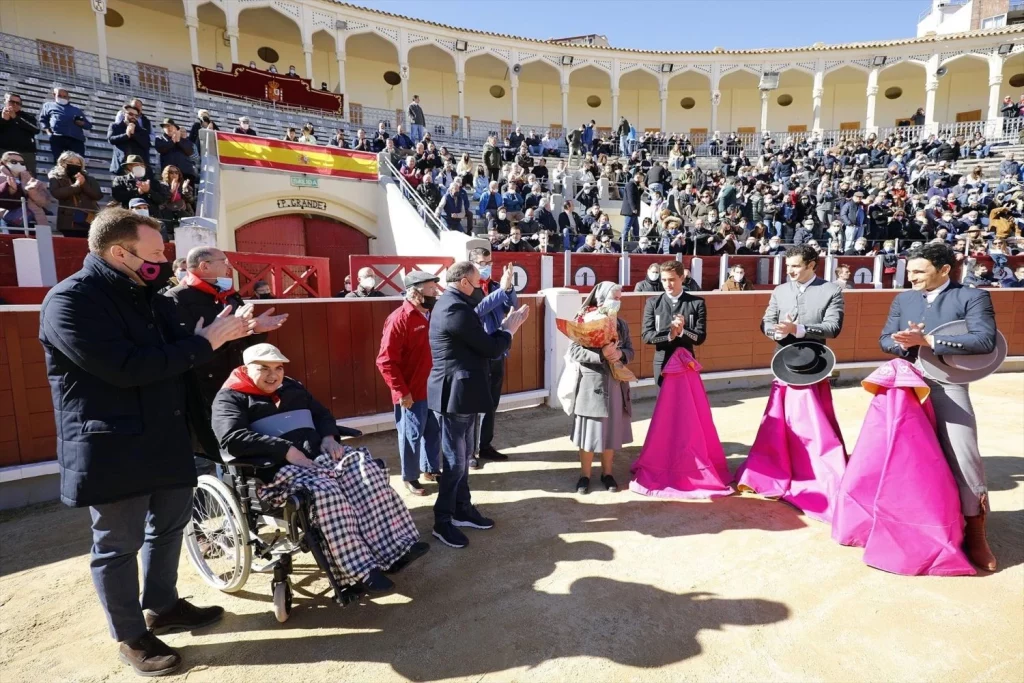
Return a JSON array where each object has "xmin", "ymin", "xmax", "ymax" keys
[{"xmin": 1, "ymin": 373, "xmax": 1022, "ymax": 683}]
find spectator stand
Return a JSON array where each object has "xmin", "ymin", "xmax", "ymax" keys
[{"xmin": 377, "ymin": 155, "xmax": 448, "ymax": 238}]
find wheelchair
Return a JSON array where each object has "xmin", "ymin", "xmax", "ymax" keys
[{"xmin": 183, "ymin": 427, "xmax": 365, "ymax": 623}]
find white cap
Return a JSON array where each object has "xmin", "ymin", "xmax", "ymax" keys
[{"xmin": 243, "ymin": 343, "xmax": 290, "ymax": 364}]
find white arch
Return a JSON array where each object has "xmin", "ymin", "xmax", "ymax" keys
[
  {"xmin": 823, "ymin": 61, "xmax": 870, "ymax": 76},
  {"xmin": 939, "ymin": 52, "xmax": 991, "ymax": 69},
  {"xmin": 569, "ymin": 59, "xmax": 613, "ymax": 78}
]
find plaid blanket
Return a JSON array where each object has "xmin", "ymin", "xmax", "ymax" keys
[{"xmin": 258, "ymin": 447, "xmax": 419, "ymax": 587}]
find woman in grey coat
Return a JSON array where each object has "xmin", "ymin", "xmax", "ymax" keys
[{"xmin": 567, "ymin": 281, "xmax": 634, "ymax": 494}]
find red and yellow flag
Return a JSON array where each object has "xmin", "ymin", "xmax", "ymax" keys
[{"xmin": 216, "ymin": 132, "xmax": 378, "ymax": 180}]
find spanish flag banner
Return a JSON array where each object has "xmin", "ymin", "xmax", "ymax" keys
[{"xmin": 216, "ymin": 132, "xmax": 378, "ymax": 180}]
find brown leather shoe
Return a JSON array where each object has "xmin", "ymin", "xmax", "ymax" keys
[
  {"xmin": 144, "ymin": 598, "xmax": 224, "ymax": 635},
  {"xmin": 421, "ymin": 472, "xmax": 437, "ymax": 483},
  {"xmin": 964, "ymin": 502, "xmax": 997, "ymax": 572},
  {"xmin": 119, "ymin": 632, "xmax": 181, "ymax": 677}
]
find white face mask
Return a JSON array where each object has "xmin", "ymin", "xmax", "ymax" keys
[
  {"xmin": 6, "ymin": 163, "xmax": 25, "ymax": 175},
  {"xmin": 215, "ymin": 277, "xmax": 233, "ymax": 291},
  {"xmin": 732, "ymin": 273, "xmax": 744, "ymax": 282},
  {"xmin": 176, "ymin": 270, "xmax": 187, "ymax": 281},
  {"xmin": 56, "ymin": 97, "xmax": 69, "ymax": 106},
  {"xmin": 133, "ymin": 208, "xmax": 149, "ymax": 218},
  {"xmin": 240, "ymin": 123, "xmax": 249, "ymax": 130},
  {"xmin": 359, "ymin": 276, "xmax": 375, "ymax": 290},
  {"xmin": 599, "ymin": 299, "xmax": 621, "ymax": 314},
  {"xmin": 131, "ymin": 166, "xmax": 146, "ymax": 179}
]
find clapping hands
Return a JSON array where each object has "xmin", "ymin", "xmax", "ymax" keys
[{"xmin": 500, "ymin": 304, "xmax": 530, "ymax": 335}]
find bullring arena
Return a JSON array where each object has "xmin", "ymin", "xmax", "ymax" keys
[{"xmin": 0, "ymin": 0, "xmax": 1023, "ymax": 681}]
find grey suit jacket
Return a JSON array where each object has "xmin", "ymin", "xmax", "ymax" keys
[{"xmin": 762, "ymin": 277, "xmax": 845, "ymax": 346}]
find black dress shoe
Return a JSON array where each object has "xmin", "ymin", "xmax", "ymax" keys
[
  {"xmin": 479, "ymin": 446, "xmax": 508, "ymax": 461},
  {"xmin": 576, "ymin": 476, "xmax": 590, "ymax": 495},
  {"xmin": 362, "ymin": 569, "xmax": 396, "ymax": 594},
  {"xmin": 119, "ymin": 632, "xmax": 181, "ymax": 677},
  {"xmin": 601, "ymin": 474, "xmax": 619, "ymax": 492},
  {"xmin": 144, "ymin": 599, "xmax": 224, "ymax": 635}
]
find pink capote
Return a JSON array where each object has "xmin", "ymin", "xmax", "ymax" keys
[
  {"xmin": 629, "ymin": 349, "xmax": 733, "ymax": 499},
  {"xmin": 832, "ymin": 360, "xmax": 975, "ymax": 576},
  {"xmin": 734, "ymin": 378, "xmax": 847, "ymax": 523}
]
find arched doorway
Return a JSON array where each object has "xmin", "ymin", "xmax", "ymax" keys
[{"xmin": 235, "ymin": 214, "xmax": 369, "ymax": 294}]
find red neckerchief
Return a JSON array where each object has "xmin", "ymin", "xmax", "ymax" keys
[
  {"xmin": 223, "ymin": 366, "xmax": 280, "ymax": 406},
  {"xmin": 183, "ymin": 272, "xmax": 237, "ymax": 304},
  {"xmin": 480, "ymin": 278, "xmax": 492, "ymax": 290}
]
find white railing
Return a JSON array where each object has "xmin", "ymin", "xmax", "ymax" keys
[{"xmin": 380, "ymin": 155, "xmax": 448, "ymax": 237}]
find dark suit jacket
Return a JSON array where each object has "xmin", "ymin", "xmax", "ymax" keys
[
  {"xmin": 879, "ymin": 281, "xmax": 997, "ymax": 362},
  {"xmin": 558, "ymin": 211, "xmax": 583, "ymax": 233},
  {"xmin": 427, "ymin": 288, "xmax": 512, "ymax": 415},
  {"xmin": 641, "ymin": 291, "xmax": 707, "ymax": 383},
  {"xmin": 621, "ymin": 180, "xmax": 641, "ymax": 217}
]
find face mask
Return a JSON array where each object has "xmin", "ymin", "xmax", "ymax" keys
[
  {"xmin": 732, "ymin": 273, "xmax": 744, "ymax": 282},
  {"xmin": 470, "ymin": 286, "xmax": 485, "ymax": 304},
  {"xmin": 648, "ymin": 271, "xmax": 659, "ymax": 281},
  {"xmin": 257, "ymin": 292, "xmax": 273, "ymax": 300},
  {"xmin": 127, "ymin": 252, "xmax": 173, "ymax": 289},
  {"xmin": 477, "ymin": 264, "xmax": 492, "ymax": 280},
  {"xmin": 240, "ymin": 123, "xmax": 249, "ymax": 130},
  {"xmin": 56, "ymin": 97, "xmax": 69, "ymax": 106},
  {"xmin": 359, "ymin": 276, "xmax": 375, "ymax": 290},
  {"xmin": 420, "ymin": 294, "xmax": 437, "ymax": 310},
  {"xmin": 215, "ymin": 277, "xmax": 234, "ymax": 291},
  {"xmin": 511, "ymin": 236, "xmax": 520, "ymax": 244},
  {"xmin": 133, "ymin": 209, "xmax": 150, "ymax": 218},
  {"xmin": 600, "ymin": 299, "xmax": 621, "ymax": 315},
  {"xmin": 6, "ymin": 163, "xmax": 25, "ymax": 174},
  {"xmin": 176, "ymin": 270, "xmax": 187, "ymax": 281},
  {"xmin": 131, "ymin": 166, "xmax": 146, "ymax": 179},
  {"xmin": 65, "ymin": 164, "xmax": 82, "ymax": 177}
]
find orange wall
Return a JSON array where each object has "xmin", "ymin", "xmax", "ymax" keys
[{"xmin": 2, "ymin": 290, "xmax": 1021, "ymax": 468}]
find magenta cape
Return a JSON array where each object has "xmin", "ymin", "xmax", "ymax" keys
[
  {"xmin": 629, "ymin": 350, "xmax": 733, "ymax": 499},
  {"xmin": 734, "ymin": 379, "xmax": 847, "ymax": 523},
  {"xmin": 831, "ymin": 360, "xmax": 975, "ymax": 576}
]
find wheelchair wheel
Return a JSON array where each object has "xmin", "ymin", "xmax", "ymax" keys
[
  {"xmin": 272, "ymin": 580, "xmax": 292, "ymax": 623},
  {"xmin": 185, "ymin": 474, "xmax": 252, "ymax": 593}
]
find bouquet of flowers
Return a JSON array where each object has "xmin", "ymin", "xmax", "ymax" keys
[{"xmin": 556, "ymin": 305, "xmax": 637, "ymax": 383}]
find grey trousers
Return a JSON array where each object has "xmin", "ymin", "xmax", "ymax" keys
[{"xmin": 927, "ymin": 379, "xmax": 988, "ymax": 516}]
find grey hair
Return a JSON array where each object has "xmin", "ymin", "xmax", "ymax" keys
[
  {"xmin": 1, "ymin": 151, "xmax": 23, "ymax": 162},
  {"xmin": 446, "ymin": 260, "xmax": 477, "ymax": 284},
  {"xmin": 57, "ymin": 150, "xmax": 83, "ymax": 166},
  {"xmin": 186, "ymin": 246, "xmax": 220, "ymax": 269}
]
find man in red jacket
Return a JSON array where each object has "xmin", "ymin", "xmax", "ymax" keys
[{"xmin": 376, "ymin": 271, "xmax": 442, "ymax": 495}]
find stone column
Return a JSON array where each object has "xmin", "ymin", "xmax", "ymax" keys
[
  {"xmin": 510, "ymin": 73, "xmax": 519, "ymax": 125},
  {"xmin": 336, "ymin": 52, "xmax": 346, "ymax": 118},
  {"xmin": 924, "ymin": 53, "xmax": 940, "ymax": 133},
  {"xmin": 659, "ymin": 86, "xmax": 668, "ymax": 132},
  {"xmin": 865, "ymin": 67, "xmax": 879, "ymax": 131},
  {"xmin": 92, "ymin": 0, "xmax": 110, "ymax": 84},
  {"xmin": 400, "ymin": 62, "xmax": 410, "ymax": 117},
  {"xmin": 988, "ymin": 54, "xmax": 1004, "ymax": 135},
  {"xmin": 457, "ymin": 71, "xmax": 466, "ymax": 138},
  {"xmin": 812, "ymin": 60, "xmax": 824, "ymax": 132},
  {"xmin": 227, "ymin": 26, "xmax": 239, "ymax": 65},
  {"xmin": 710, "ymin": 63, "xmax": 721, "ymax": 133},
  {"xmin": 186, "ymin": 14, "xmax": 199, "ymax": 66},
  {"xmin": 759, "ymin": 90, "xmax": 769, "ymax": 132},
  {"xmin": 561, "ymin": 82, "xmax": 569, "ymax": 130},
  {"xmin": 611, "ymin": 88, "xmax": 619, "ymax": 129},
  {"xmin": 303, "ymin": 43, "xmax": 314, "ymax": 82}
]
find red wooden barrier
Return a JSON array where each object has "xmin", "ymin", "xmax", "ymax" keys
[
  {"xmin": 491, "ymin": 252, "xmax": 546, "ymax": 294},
  {"xmin": 628, "ymin": 254, "xmax": 673, "ymax": 289},
  {"xmin": 565, "ymin": 253, "xmax": 621, "ymax": 293},
  {"xmin": 832, "ymin": 255, "xmax": 882, "ymax": 289},
  {"xmin": 721, "ymin": 255, "xmax": 775, "ymax": 290},
  {"xmin": 228, "ymin": 251, "xmax": 331, "ymax": 298},
  {"xmin": 0, "ymin": 236, "xmax": 175, "ymax": 286},
  {"xmin": 349, "ymin": 255, "xmax": 455, "ymax": 295},
  {"xmin": 965, "ymin": 254, "xmax": 1024, "ymax": 283}
]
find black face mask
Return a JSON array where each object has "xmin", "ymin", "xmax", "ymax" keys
[
  {"xmin": 257, "ymin": 292, "xmax": 273, "ymax": 300},
  {"xmin": 127, "ymin": 251, "xmax": 174, "ymax": 290},
  {"xmin": 470, "ymin": 286, "xmax": 485, "ymax": 304},
  {"xmin": 421, "ymin": 294, "xmax": 437, "ymax": 310},
  {"xmin": 65, "ymin": 164, "xmax": 82, "ymax": 178}
]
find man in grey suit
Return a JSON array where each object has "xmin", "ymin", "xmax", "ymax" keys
[
  {"xmin": 762, "ymin": 245, "xmax": 845, "ymax": 347},
  {"xmin": 879, "ymin": 243, "xmax": 998, "ymax": 571}
]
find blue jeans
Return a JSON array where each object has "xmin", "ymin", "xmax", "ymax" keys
[
  {"xmin": 409, "ymin": 123, "xmax": 426, "ymax": 144},
  {"xmin": 619, "ymin": 135, "xmax": 629, "ymax": 156},
  {"xmin": 89, "ymin": 486, "xmax": 193, "ymax": 642},
  {"xmin": 395, "ymin": 399, "xmax": 440, "ymax": 481},
  {"xmin": 562, "ymin": 227, "xmax": 575, "ymax": 251},
  {"xmin": 433, "ymin": 412, "xmax": 477, "ymax": 525},
  {"xmin": 622, "ymin": 215, "xmax": 639, "ymax": 243}
]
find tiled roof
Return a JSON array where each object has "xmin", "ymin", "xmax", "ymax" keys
[{"xmin": 329, "ymin": 1, "xmax": 1024, "ymax": 56}]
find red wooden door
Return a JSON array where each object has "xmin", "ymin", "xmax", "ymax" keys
[
  {"xmin": 303, "ymin": 217, "xmax": 369, "ymax": 296},
  {"xmin": 235, "ymin": 215, "xmax": 306, "ymax": 255}
]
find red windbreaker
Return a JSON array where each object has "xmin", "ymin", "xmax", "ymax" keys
[{"xmin": 375, "ymin": 300, "xmax": 432, "ymax": 404}]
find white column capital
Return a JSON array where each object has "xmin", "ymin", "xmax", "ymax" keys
[
  {"xmin": 761, "ymin": 90, "xmax": 770, "ymax": 101},
  {"xmin": 610, "ymin": 88, "xmax": 620, "ymax": 98},
  {"xmin": 812, "ymin": 87, "xmax": 824, "ymax": 99},
  {"xmin": 561, "ymin": 83, "xmax": 570, "ymax": 95},
  {"xmin": 659, "ymin": 87, "xmax": 668, "ymax": 100},
  {"xmin": 91, "ymin": 0, "xmax": 107, "ymax": 14},
  {"xmin": 510, "ymin": 73, "xmax": 519, "ymax": 88},
  {"xmin": 336, "ymin": 52, "xmax": 346, "ymax": 62},
  {"xmin": 456, "ymin": 72, "xmax": 465, "ymax": 83},
  {"xmin": 225, "ymin": 25, "xmax": 239, "ymax": 39},
  {"xmin": 990, "ymin": 75, "xmax": 1004, "ymax": 87},
  {"xmin": 185, "ymin": 15, "xmax": 199, "ymax": 29},
  {"xmin": 866, "ymin": 85, "xmax": 879, "ymax": 97},
  {"xmin": 302, "ymin": 43, "xmax": 313, "ymax": 54},
  {"xmin": 925, "ymin": 80, "xmax": 939, "ymax": 93}
]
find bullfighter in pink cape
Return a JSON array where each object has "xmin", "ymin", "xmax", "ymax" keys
[
  {"xmin": 735, "ymin": 245, "xmax": 848, "ymax": 523},
  {"xmin": 629, "ymin": 348, "xmax": 732, "ymax": 499},
  {"xmin": 874, "ymin": 243, "xmax": 1007, "ymax": 572},
  {"xmin": 831, "ymin": 359, "xmax": 976, "ymax": 576}
]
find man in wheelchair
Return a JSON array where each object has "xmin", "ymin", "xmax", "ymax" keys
[{"xmin": 211, "ymin": 343, "xmax": 429, "ymax": 597}]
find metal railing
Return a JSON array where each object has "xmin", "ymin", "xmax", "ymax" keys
[
  {"xmin": 0, "ymin": 32, "xmax": 194, "ymax": 104},
  {"xmin": 380, "ymin": 155, "xmax": 448, "ymax": 237}
]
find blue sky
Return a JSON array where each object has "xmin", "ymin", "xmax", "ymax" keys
[{"xmin": 356, "ymin": 0, "xmax": 930, "ymax": 52}]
